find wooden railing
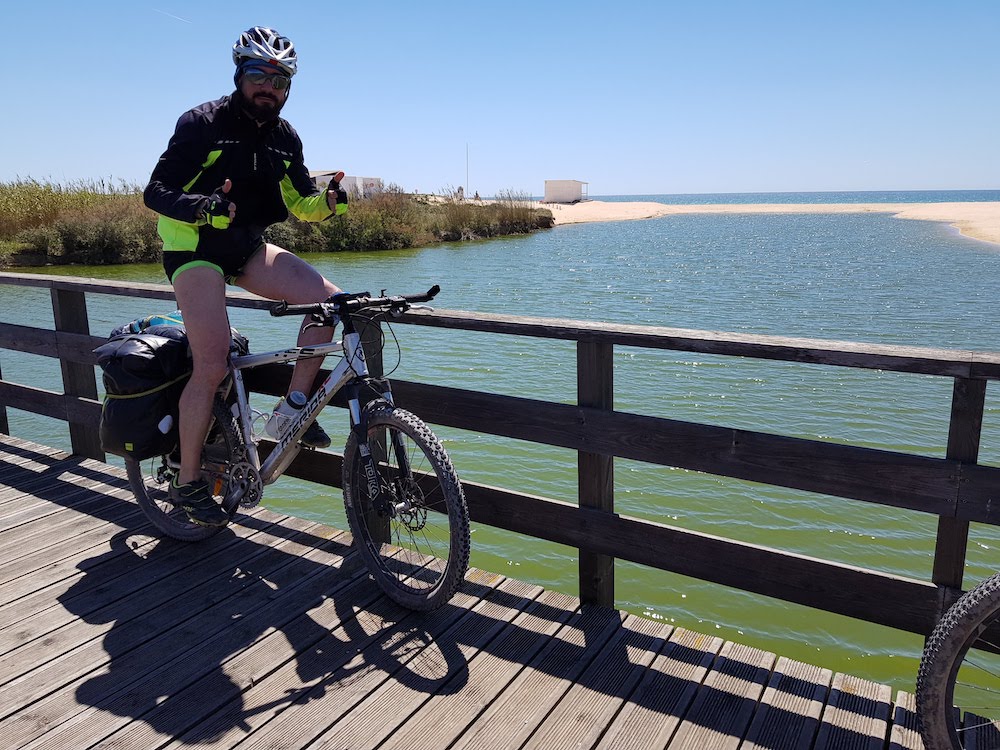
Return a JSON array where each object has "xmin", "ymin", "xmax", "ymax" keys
[{"xmin": 2, "ymin": 270, "xmax": 999, "ymax": 637}]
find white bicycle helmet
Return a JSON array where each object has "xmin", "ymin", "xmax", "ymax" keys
[{"xmin": 232, "ymin": 26, "xmax": 298, "ymax": 77}]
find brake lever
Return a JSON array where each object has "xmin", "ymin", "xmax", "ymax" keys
[{"xmin": 388, "ymin": 303, "xmax": 433, "ymax": 319}]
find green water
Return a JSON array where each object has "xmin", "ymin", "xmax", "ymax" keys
[{"xmin": 5, "ymin": 198, "xmax": 1000, "ymax": 693}]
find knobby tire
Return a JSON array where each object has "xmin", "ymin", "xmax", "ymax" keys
[
  {"xmin": 343, "ymin": 402, "xmax": 470, "ymax": 611},
  {"xmin": 917, "ymin": 572, "xmax": 1000, "ymax": 749}
]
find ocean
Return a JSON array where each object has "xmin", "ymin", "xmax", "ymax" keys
[{"xmin": 4, "ymin": 189, "xmax": 1000, "ymax": 692}]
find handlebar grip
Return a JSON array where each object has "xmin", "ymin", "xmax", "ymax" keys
[{"xmin": 403, "ymin": 285, "xmax": 440, "ymax": 304}]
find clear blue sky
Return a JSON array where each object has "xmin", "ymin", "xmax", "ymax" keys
[{"xmin": 5, "ymin": 1, "xmax": 999, "ymax": 197}]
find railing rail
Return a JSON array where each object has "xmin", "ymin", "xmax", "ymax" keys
[{"xmin": 1, "ymin": 270, "xmax": 997, "ymax": 637}]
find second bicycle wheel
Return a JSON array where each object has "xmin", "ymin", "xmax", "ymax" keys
[
  {"xmin": 917, "ymin": 572, "xmax": 1000, "ymax": 749},
  {"xmin": 343, "ymin": 402, "xmax": 470, "ymax": 611},
  {"xmin": 126, "ymin": 395, "xmax": 245, "ymax": 542}
]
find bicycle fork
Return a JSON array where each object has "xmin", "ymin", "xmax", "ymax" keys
[{"xmin": 347, "ymin": 381, "xmax": 413, "ymax": 519}]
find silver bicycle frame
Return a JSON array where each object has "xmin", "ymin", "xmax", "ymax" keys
[{"xmin": 226, "ymin": 327, "xmax": 385, "ymax": 485}]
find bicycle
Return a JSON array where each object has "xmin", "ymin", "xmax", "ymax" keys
[
  {"xmin": 917, "ymin": 573, "xmax": 1000, "ymax": 748},
  {"xmin": 123, "ymin": 285, "xmax": 471, "ymax": 612}
]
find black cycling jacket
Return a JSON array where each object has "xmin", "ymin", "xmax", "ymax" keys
[{"xmin": 144, "ymin": 91, "xmax": 340, "ymax": 251}]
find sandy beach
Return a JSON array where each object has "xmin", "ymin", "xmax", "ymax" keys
[{"xmin": 542, "ymin": 200, "xmax": 1000, "ymax": 246}]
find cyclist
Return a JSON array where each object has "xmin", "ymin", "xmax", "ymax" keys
[{"xmin": 143, "ymin": 26, "xmax": 348, "ymax": 527}]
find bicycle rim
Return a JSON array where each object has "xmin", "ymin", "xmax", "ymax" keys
[
  {"xmin": 126, "ymin": 396, "xmax": 243, "ymax": 542},
  {"xmin": 343, "ymin": 404, "xmax": 470, "ymax": 611},
  {"xmin": 918, "ymin": 573, "xmax": 1000, "ymax": 749}
]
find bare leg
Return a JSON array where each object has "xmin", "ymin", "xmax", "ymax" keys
[
  {"xmin": 237, "ymin": 244, "xmax": 341, "ymax": 394},
  {"xmin": 172, "ymin": 267, "xmax": 233, "ymax": 484}
]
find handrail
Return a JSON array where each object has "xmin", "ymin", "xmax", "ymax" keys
[{"xmin": 0, "ymin": 270, "xmax": 996, "ymax": 636}]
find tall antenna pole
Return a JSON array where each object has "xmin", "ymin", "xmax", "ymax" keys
[{"xmin": 466, "ymin": 143, "xmax": 469, "ymax": 196}]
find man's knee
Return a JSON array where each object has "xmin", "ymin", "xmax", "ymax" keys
[
  {"xmin": 316, "ymin": 278, "xmax": 339, "ymax": 302},
  {"xmin": 191, "ymin": 349, "xmax": 228, "ymax": 388}
]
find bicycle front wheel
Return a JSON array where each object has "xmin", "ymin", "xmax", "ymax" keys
[
  {"xmin": 917, "ymin": 572, "xmax": 1000, "ymax": 749},
  {"xmin": 126, "ymin": 395, "xmax": 245, "ymax": 542},
  {"xmin": 343, "ymin": 402, "xmax": 470, "ymax": 611}
]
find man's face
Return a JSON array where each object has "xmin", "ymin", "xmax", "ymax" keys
[{"xmin": 239, "ymin": 64, "xmax": 290, "ymax": 121}]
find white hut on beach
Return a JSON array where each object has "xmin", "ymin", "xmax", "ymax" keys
[
  {"xmin": 310, "ymin": 172, "xmax": 383, "ymax": 198},
  {"xmin": 543, "ymin": 180, "xmax": 589, "ymax": 204}
]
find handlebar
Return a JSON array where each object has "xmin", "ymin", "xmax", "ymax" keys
[{"xmin": 269, "ymin": 284, "xmax": 440, "ymax": 319}]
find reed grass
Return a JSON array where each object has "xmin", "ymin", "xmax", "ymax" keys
[{"xmin": 0, "ymin": 178, "xmax": 554, "ymax": 267}]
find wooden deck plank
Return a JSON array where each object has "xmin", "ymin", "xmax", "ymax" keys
[
  {"xmin": 448, "ymin": 605, "xmax": 625, "ymax": 750},
  {"xmin": 303, "ymin": 575, "xmax": 539, "ymax": 750},
  {"xmin": 0, "ymin": 445, "xmax": 78, "ymax": 504},
  {"xmin": 0, "ymin": 488, "xmax": 142, "ymax": 586},
  {"xmin": 522, "ymin": 612, "xmax": 669, "ymax": 750},
  {"xmin": 0, "ymin": 437, "xmax": 69, "ymax": 478},
  {"xmin": 157, "ymin": 569, "xmax": 443, "ymax": 749},
  {"xmin": 16, "ymin": 530, "xmax": 362, "ymax": 750},
  {"xmin": 0, "ymin": 515, "xmax": 339, "ymax": 749},
  {"xmin": 208, "ymin": 568, "xmax": 508, "ymax": 750},
  {"xmin": 813, "ymin": 672, "xmax": 893, "ymax": 749},
  {"xmin": 0, "ymin": 477, "xmax": 113, "ymax": 533},
  {"xmin": 0, "ymin": 510, "xmax": 304, "ymax": 731},
  {"xmin": 889, "ymin": 691, "xmax": 924, "ymax": 750},
  {"xmin": 322, "ymin": 578, "xmax": 550, "ymax": 750},
  {"xmin": 667, "ymin": 638, "xmax": 776, "ymax": 749},
  {"xmin": 0, "ymin": 507, "xmax": 274, "ymax": 655},
  {"xmin": 742, "ymin": 656, "xmax": 834, "ymax": 750},
  {"xmin": 0, "ymin": 485, "xmax": 146, "ymax": 566},
  {"xmin": 595, "ymin": 626, "xmax": 726, "ymax": 749},
  {"xmin": 0, "ymin": 433, "xmax": 915, "ymax": 750},
  {"xmin": 378, "ymin": 587, "xmax": 579, "ymax": 750}
]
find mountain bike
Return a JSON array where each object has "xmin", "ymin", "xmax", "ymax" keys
[
  {"xmin": 917, "ymin": 573, "xmax": 1000, "ymax": 748},
  {"xmin": 123, "ymin": 285, "xmax": 471, "ymax": 611}
]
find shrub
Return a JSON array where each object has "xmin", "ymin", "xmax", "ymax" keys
[
  {"xmin": 16, "ymin": 195, "xmax": 160, "ymax": 265},
  {"xmin": 1, "ymin": 177, "xmax": 555, "ymax": 265}
]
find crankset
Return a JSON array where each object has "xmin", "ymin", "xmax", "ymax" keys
[{"xmin": 224, "ymin": 461, "xmax": 264, "ymax": 509}]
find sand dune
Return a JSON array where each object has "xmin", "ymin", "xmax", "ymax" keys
[{"xmin": 541, "ymin": 200, "xmax": 1000, "ymax": 246}]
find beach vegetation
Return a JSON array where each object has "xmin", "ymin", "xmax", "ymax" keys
[{"xmin": 0, "ymin": 178, "xmax": 554, "ymax": 268}]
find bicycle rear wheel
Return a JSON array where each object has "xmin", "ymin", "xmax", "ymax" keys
[
  {"xmin": 343, "ymin": 402, "xmax": 470, "ymax": 611},
  {"xmin": 917, "ymin": 572, "xmax": 1000, "ymax": 749},
  {"xmin": 126, "ymin": 395, "xmax": 245, "ymax": 542}
]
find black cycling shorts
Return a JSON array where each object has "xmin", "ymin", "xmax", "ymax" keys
[{"xmin": 163, "ymin": 225, "xmax": 266, "ymax": 285}]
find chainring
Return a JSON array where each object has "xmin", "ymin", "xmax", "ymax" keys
[{"xmin": 226, "ymin": 460, "xmax": 264, "ymax": 508}]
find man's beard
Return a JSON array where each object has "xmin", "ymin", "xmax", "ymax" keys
[{"xmin": 244, "ymin": 92, "xmax": 285, "ymax": 121}]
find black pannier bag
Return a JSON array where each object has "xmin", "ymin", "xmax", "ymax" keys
[{"xmin": 94, "ymin": 324, "xmax": 192, "ymax": 460}]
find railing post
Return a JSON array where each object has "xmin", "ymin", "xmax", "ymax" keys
[
  {"xmin": 0, "ymin": 358, "xmax": 8, "ymax": 435},
  {"xmin": 51, "ymin": 287, "xmax": 103, "ymax": 459},
  {"xmin": 578, "ymin": 340, "xmax": 614, "ymax": 607},
  {"xmin": 932, "ymin": 376, "xmax": 987, "ymax": 620},
  {"xmin": 356, "ymin": 312, "xmax": 385, "ymax": 381}
]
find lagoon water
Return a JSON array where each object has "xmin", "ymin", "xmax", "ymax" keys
[{"xmin": 4, "ymin": 190, "xmax": 1000, "ymax": 692}]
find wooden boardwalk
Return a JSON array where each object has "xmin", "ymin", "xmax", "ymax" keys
[{"xmin": 0, "ymin": 433, "xmax": 924, "ymax": 749}]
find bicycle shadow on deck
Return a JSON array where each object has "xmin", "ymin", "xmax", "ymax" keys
[{"xmin": 43, "ymin": 515, "xmax": 472, "ymax": 745}]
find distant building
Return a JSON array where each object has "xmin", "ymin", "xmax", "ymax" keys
[
  {"xmin": 310, "ymin": 172, "xmax": 383, "ymax": 198},
  {"xmin": 543, "ymin": 180, "xmax": 589, "ymax": 204}
]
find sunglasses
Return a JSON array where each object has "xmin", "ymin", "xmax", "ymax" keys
[{"xmin": 243, "ymin": 71, "xmax": 291, "ymax": 90}]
